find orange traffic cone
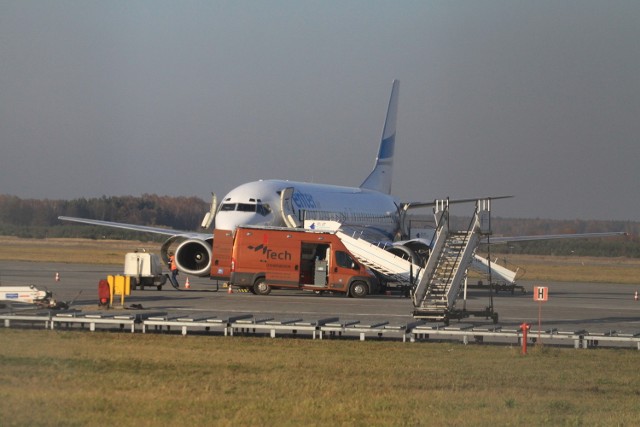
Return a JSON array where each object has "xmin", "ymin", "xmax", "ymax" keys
[
  {"xmin": 55, "ymin": 272, "xmax": 60, "ymax": 282},
  {"xmin": 185, "ymin": 277, "xmax": 191, "ymax": 289},
  {"xmin": 227, "ymin": 284, "xmax": 233, "ymax": 294}
]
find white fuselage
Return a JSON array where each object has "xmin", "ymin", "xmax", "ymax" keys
[{"xmin": 214, "ymin": 179, "xmax": 402, "ymax": 241}]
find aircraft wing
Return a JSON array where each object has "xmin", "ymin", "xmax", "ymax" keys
[
  {"xmin": 58, "ymin": 216, "xmax": 211, "ymax": 240},
  {"xmin": 488, "ymin": 231, "xmax": 628, "ymax": 244},
  {"xmin": 402, "ymin": 196, "xmax": 513, "ymax": 210}
]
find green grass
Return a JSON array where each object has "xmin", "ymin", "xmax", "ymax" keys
[{"xmin": 1, "ymin": 329, "xmax": 639, "ymax": 426}]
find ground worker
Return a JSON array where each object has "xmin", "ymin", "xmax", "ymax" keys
[{"xmin": 169, "ymin": 252, "xmax": 178, "ymax": 287}]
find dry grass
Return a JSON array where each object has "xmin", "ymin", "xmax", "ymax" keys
[
  {"xmin": 0, "ymin": 236, "xmax": 159, "ymax": 265},
  {"xmin": 485, "ymin": 253, "xmax": 640, "ymax": 284},
  {"xmin": 0, "ymin": 329, "xmax": 639, "ymax": 426}
]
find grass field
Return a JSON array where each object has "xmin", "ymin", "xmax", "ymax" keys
[
  {"xmin": 0, "ymin": 236, "xmax": 153, "ymax": 265},
  {"xmin": 1, "ymin": 329, "xmax": 639, "ymax": 426}
]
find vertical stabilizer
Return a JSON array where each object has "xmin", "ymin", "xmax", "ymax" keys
[{"xmin": 360, "ymin": 79, "xmax": 399, "ymax": 195}]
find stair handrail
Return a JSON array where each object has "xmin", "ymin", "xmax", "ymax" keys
[
  {"xmin": 411, "ymin": 200, "xmax": 451, "ymax": 306},
  {"xmin": 439, "ymin": 202, "xmax": 480, "ymax": 293}
]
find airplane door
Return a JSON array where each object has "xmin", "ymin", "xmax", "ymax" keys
[
  {"xmin": 280, "ymin": 187, "xmax": 302, "ymax": 228},
  {"xmin": 201, "ymin": 193, "xmax": 217, "ymax": 229}
]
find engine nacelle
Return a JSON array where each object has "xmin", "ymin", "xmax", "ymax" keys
[
  {"xmin": 161, "ymin": 238, "xmax": 213, "ymax": 277},
  {"xmin": 387, "ymin": 241, "xmax": 430, "ymax": 266}
]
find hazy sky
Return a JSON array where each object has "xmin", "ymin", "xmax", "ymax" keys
[{"xmin": 1, "ymin": 1, "xmax": 639, "ymax": 221}]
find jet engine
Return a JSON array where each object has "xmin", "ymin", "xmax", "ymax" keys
[
  {"xmin": 387, "ymin": 241, "xmax": 430, "ymax": 266},
  {"xmin": 161, "ymin": 237, "xmax": 213, "ymax": 277}
]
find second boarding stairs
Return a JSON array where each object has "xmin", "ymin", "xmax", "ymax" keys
[{"xmin": 338, "ymin": 199, "xmax": 514, "ymax": 322}]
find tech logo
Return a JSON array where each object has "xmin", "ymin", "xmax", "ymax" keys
[{"xmin": 248, "ymin": 244, "xmax": 292, "ymax": 261}]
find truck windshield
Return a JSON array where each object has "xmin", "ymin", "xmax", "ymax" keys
[{"xmin": 335, "ymin": 251, "xmax": 358, "ymax": 270}]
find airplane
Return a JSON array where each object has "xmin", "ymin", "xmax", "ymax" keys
[{"xmin": 59, "ymin": 80, "xmax": 625, "ymax": 278}]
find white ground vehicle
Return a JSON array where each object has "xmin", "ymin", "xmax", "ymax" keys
[{"xmin": 123, "ymin": 251, "xmax": 167, "ymax": 290}]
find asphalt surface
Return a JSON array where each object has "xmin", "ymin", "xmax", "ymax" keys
[{"xmin": 2, "ymin": 260, "xmax": 640, "ymax": 336}]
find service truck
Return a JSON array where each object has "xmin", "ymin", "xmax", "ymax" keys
[
  {"xmin": 210, "ymin": 226, "xmax": 379, "ymax": 297},
  {"xmin": 123, "ymin": 250, "xmax": 167, "ymax": 290}
]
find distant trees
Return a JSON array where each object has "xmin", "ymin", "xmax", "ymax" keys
[
  {"xmin": 413, "ymin": 215, "xmax": 638, "ymax": 258},
  {"xmin": 0, "ymin": 194, "xmax": 208, "ymax": 240},
  {"xmin": 0, "ymin": 194, "xmax": 637, "ymax": 257},
  {"xmin": 454, "ymin": 216, "xmax": 639, "ymax": 258}
]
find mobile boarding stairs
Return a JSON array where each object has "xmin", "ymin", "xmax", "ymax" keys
[{"xmin": 337, "ymin": 199, "xmax": 517, "ymax": 324}]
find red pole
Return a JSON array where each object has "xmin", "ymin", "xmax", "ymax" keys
[{"xmin": 520, "ymin": 322, "xmax": 529, "ymax": 355}]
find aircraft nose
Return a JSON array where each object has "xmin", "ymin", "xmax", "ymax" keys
[
  {"xmin": 215, "ymin": 212, "xmax": 263, "ymax": 231},
  {"xmin": 213, "ymin": 214, "xmax": 238, "ymax": 231}
]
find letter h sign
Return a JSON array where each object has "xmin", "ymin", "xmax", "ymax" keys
[{"xmin": 533, "ymin": 286, "xmax": 549, "ymax": 302}]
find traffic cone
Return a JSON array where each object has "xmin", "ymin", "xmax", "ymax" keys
[
  {"xmin": 185, "ymin": 277, "xmax": 190, "ymax": 289},
  {"xmin": 635, "ymin": 290, "xmax": 638, "ymax": 302},
  {"xmin": 227, "ymin": 285, "xmax": 233, "ymax": 294},
  {"xmin": 55, "ymin": 272, "xmax": 60, "ymax": 282}
]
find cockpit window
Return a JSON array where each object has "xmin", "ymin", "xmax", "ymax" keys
[
  {"xmin": 220, "ymin": 202, "xmax": 271, "ymax": 216},
  {"xmin": 257, "ymin": 204, "xmax": 271, "ymax": 216}
]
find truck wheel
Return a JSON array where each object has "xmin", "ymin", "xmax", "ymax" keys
[
  {"xmin": 349, "ymin": 281, "xmax": 368, "ymax": 298},
  {"xmin": 253, "ymin": 278, "xmax": 271, "ymax": 295},
  {"xmin": 130, "ymin": 277, "xmax": 138, "ymax": 290}
]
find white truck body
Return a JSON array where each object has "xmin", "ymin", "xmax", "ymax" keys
[{"xmin": 123, "ymin": 251, "xmax": 167, "ymax": 290}]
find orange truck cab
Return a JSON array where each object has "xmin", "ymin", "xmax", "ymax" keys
[{"xmin": 210, "ymin": 226, "xmax": 378, "ymax": 297}]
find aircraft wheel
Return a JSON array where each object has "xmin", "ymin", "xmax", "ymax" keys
[
  {"xmin": 349, "ymin": 281, "xmax": 368, "ymax": 298},
  {"xmin": 253, "ymin": 278, "xmax": 271, "ymax": 295}
]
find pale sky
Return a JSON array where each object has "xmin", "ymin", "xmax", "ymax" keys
[{"xmin": 1, "ymin": 1, "xmax": 639, "ymax": 221}]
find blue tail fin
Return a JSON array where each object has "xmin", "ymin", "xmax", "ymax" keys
[{"xmin": 359, "ymin": 79, "xmax": 399, "ymax": 195}]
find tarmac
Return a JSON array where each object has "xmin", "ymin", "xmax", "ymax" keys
[{"xmin": 1, "ymin": 260, "xmax": 640, "ymax": 345}]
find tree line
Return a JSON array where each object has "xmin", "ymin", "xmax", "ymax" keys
[
  {"xmin": 0, "ymin": 194, "xmax": 207, "ymax": 240},
  {"xmin": 451, "ymin": 216, "xmax": 640, "ymax": 258},
  {"xmin": 0, "ymin": 194, "xmax": 637, "ymax": 256}
]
